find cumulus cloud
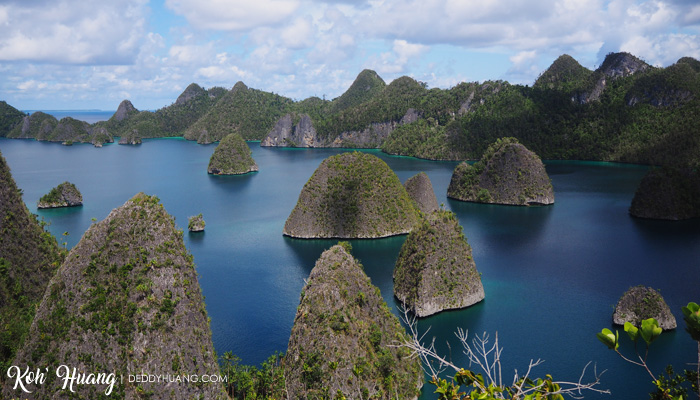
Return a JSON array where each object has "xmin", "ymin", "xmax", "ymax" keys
[
  {"xmin": 1, "ymin": 0, "xmax": 699, "ymax": 109},
  {"xmin": 165, "ymin": 0, "xmax": 300, "ymax": 31},
  {"xmin": 0, "ymin": 0, "xmax": 148, "ymax": 64}
]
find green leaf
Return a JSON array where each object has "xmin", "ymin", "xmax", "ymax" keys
[
  {"xmin": 681, "ymin": 302, "xmax": 700, "ymax": 342},
  {"xmin": 640, "ymin": 318, "xmax": 662, "ymax": 345},
  {"xmin": 623, "ymin": 321, "xmax": 639, "ymax": 342},
  {"xmin": 596, "ymin": 328, "xmax": 619, "ymax": 350}
]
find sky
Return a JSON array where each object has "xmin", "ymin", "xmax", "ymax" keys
[{"xmin": 0, "ymin": 0, "xmax": 699, "ymax": 111}]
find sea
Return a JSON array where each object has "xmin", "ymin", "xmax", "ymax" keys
[{"xmin": 0, "ymin": 113, "xmax": 698, "ymax": 399}]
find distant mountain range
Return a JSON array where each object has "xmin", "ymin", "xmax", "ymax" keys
[{"xmin": 1, "ymin": 51, "xmax": 698, "ymax": 167}]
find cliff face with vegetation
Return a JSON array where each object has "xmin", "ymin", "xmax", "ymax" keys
[
  {"xmin": 381, "ymin": 53, "xmax": 700, "ymax": 167},
  {"xmin": 284, "ymin": 152, "xmax": 420, "ymax": 238},
  {"xmin": 7, "ymin": 112, "xmax": 113, "ymax": 145},
  {"xmin": 285, "ymin": 244, "xmax": 422, "ymax": 400},
  {"xmin": 1, "ymin": 52, "xmax": 699, "ymax": 167},
  {"xmin": 629, "ymin": 167, "xmax": 700, "ymax": 220},
  {"xmin": 448, "ymin": 137, "xmax": 554, "ymax": 205},
  {"xmin": 613, "ymin": 286, "xmax": 677, "ymax": 330},
  {"xmin": 185, "ymin": 82, "xmax": 294, "ymax": 143},
  {"xmin": 393, "ymin": 210, "xmax": 484, "ymax": 317},
  {"xmin": 5, "ymin": 193, "xmax": 226, "ymax": 399},
  {"xmin": 207, "ymin": 133, "xmax": 259, "ymax": 175},
  {"xmin": 37, "ymin": 181, "xmax": 83, "ymax": 208},
  {"xmin": 100, "ymin": 83, "xmax": 228, "ymax": 140},
  {"xmin": 404, "ymin": 172, "xmax": 439, "ymax": 213},
  {"xmin": 0, "ymin": 150, "xmax": 64, "ymax": 371}
]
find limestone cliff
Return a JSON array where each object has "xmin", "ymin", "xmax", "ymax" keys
[
  {"xmin": 207, "ymin": 133, "xmax": 258, "ymax": 175},
  {"xmin": 285, "ymin": 245, "xmax": 423, "ymax": 399},
  {"xmin": 5, "ymin": 193, "xmax": 226, "ymax": 399},
  {"xmin": 260, "ymin": 108, "xmax": 420, "ymax": 149},
  {"xmin": 284, "ymin": 152, "xmax": 420, "ymax": 238},
  {"xmin": 113, "ymin": 100, "xmax": 138, "ymax": 122},
  {"xmin": 447, "ymin": 137, "xmax": 554, "ymax": 206},
  {"xmin": 118, "ymin": 131, "xmax": 143, "ymax": 145},
  {"xmin": 394, "ymin": 210, "xmax": 484, "ymax": 317},
  {"xmin": 7, "ymin": 111, "xmax": 58, "ymax": 139},
  {"xmin": 260, "ymin": 113, "xmax": 321, "ymax": 147},
  {"xmin": 404, "ymin": 172, "xmax": 439, "ymax": 213},
  {"xmin": 0, "ymin": 150, "xmax": 63, "ymax": 368},
  {"xmin": 613, "ymin": 286, "xmax": 677, "ymax": 330},
  {"xmin": 575, "ymin": 52, "xmax": 652, "ymax": 103},
  {"xmin": 37, "ymin": 181, "xmax": 83, "ymax": 208}
]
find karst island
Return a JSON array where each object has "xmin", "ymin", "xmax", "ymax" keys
[
  {"xmin": 447, "ymin": 137, "xmax": 554, "ymax": 206},
  {"xmin": 283, "ymin": 152, "xmax": 420, "ymax": 238}
]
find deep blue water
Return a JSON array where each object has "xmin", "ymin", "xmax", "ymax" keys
[{"xmin": 0, "ymin": 138, "xmax": 698, "ymax": 399}]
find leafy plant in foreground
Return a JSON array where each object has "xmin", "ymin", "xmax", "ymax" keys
[{"xmin": 596, "ymin": 302, "xmax": 700, "ymax": 400}]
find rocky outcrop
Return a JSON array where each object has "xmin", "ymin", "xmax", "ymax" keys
[
  {"xmin": 575, "ymin": 52, "xmax": 652, "ymax": 103},
  {"xmin": 629, "ymin": 167, "xmax": 700, "ymax": 220},
  {"xmin": 613, "ymin": 286, "xmax": 677, "ymax": 330},
  {"xmin": 394, "ymin": 210, "xmax": 484, "ymax": 317},
  {"xmin": 37, "ymin": 181, "xmax": 83, "ymax": 208},
  {"xmin": 284, "ymin": 152, "xmax": 420, "ymax": 238},
  {"xmin": 260, "ymin": 108, "xmax": 420, "ymax": 149},
  {"xmin": 404, "ymin": 172, "xmax": 439, "ymax": 213},
  {"xmin": 330, "ymin": 108, "xmax": 419, "ymax": 148},
  {"xmin": 5, "ymin": 193, "xmax": 226, "ymax": 399},
  {"xmin": 176, "ymin": 83, "xmax": 207, "ymax": 105},
  {"xmin": 285, "ymin": 245, "xmax": 423, "ymax": 400},
  {"xmin": 447, "ymin": 137, "xmax": 554, "ymax": 206},
  {"xmin": 188, "ymin": 213, "xmax": 205, "ymax": 232},
  {"xmin": 260, "ymin": 113, "xmax": 321, "ymax": 147},
  {"xmin": 0, "ymin": 150, "xmax": 63, "ymax": 367},
  {"xmin": 113, "ymin": 99, "xmax": 138, "ymax": 122},
  {"xmin": 118, "ymin": 131, "xmax": 143, "ymax": 145},
  {"xmin": 91, "ymin": 126, "xmax": 113, "ymax": 147},
  {"xmin": 207, "ymin": 133, "xmax": 258, "ymax": 175},
  {"xmin": 8, "ymin": 111, "xmax": 58, "ymax": 139}
]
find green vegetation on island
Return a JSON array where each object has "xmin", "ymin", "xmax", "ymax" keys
[
  {"xmin": 629, "ymin": 167, "xmax": 700, "ymax": 220},
  {"xmin": 37, "ymin": 181, "xmax": 83, "ymax": 208},
  {"xmin": 613, "ymin": 286, "xmax": 677, "ymax": 330},
  {"xmin": 394, "ymin": 209, "xmax": 484, "ymax": 317},
  {"xmin": 0, "ymin": 150, "xmax": 64, "ymax": 372},
  {"xmin": 1, "ymin": 51, "xmax": 699, "ymax": 168},
  {"xmin": 283, "ymin": 152, "xmax": 420, "ymax": 238},
  {"xmin": 5, "ymin": 193, "xmax": 226, "ymax": 399},
  {"xmin": 188, "ymin": 213, "xmax": 205, "ymax": 232},
  {"xmin": 207, "ymin": 133, "xmax": 259, "ymax": 175},
  {"xmin": 447, "ymin": 137, "xmax": 554, "ymax": 205},
  {"xmin": 285, "ymin": 244, "xmax": 423, "ymax": 399},
  {"xmin": 185, "ymin": 82, "xmax": 294, "ymax": 143}
]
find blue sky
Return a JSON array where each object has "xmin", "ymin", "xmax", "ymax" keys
[{"xmin": 0, "ymin": 0, "xmax": 698, "ymax": 110}]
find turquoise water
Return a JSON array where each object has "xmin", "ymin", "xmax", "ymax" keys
[{"xmin": 1, "ymin": 138, "xmax": 698, "ymax": 399}]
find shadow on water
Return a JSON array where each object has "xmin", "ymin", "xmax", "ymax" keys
[
  {"xmin": 447, "ymin": 198, "xmax": 555, "ymax": 250},
  {"xmin": 187, "ymin": 230, "xmax": 206, "ymax": 242},
  {"xmin": 630, "ymin": 214, "xmax": 700, "ymax": 243},
  {"xmin": 207, "ymin": 171, "xmax": 257, "ymax": 187}
]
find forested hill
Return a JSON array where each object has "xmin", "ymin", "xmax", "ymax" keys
[
  {"xmin": 382, "ymin": 52, "xmax": 700, "ymax": 167},
  {"xmin": 0, "ymin": 52, "xmax": 698, "ymax": 167}
]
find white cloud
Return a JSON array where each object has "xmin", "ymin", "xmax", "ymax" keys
[
  {"xmin": 165, "ymin": 0, "xmax": 300, "ymax": 31},
  {"xmin": 0, "ymin": 0, "xmax": 147, "ymax": 64}
]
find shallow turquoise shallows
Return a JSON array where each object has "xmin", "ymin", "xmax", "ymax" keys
[{"xmin": 1, "ymin": 137, "xmax": 698, "ymax": 400}]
